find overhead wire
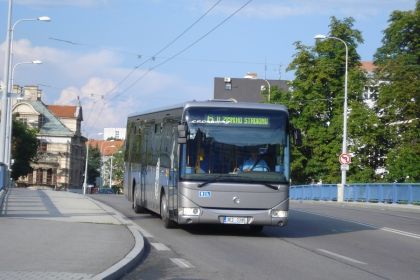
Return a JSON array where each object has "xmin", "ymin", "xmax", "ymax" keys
[
  {"xmin": 110, "ymin": 0, "xmax": 254, "ymax": 102},
  {"xmin": 85, "ymin": 0, "xmax": 225, "ymax": 131}
]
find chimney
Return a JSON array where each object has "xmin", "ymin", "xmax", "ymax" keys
[{"xmin": 23, "ymin": 85, "xmax": 42, "ymax": 101}]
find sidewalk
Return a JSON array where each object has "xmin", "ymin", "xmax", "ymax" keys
[{"xmin": 0, "ymin": 188, "xmax": 144, "ymax": 280}]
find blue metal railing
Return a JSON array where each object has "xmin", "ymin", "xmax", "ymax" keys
[{"xmin": 290, "ymin": 183, "xmax": 420, "ymax": 205}]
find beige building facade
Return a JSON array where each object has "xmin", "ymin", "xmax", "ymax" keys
[{"xmin": 12, "ymin": 86, "xmax": 86, "ymax": 189}]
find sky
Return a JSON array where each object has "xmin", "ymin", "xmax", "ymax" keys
[{"xmin": 0, "ymin": 0, "xmax": 416, "ymax": 138}]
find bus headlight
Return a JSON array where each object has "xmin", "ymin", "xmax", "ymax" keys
[
  {"xmin": 179, "ymin": 207, "xmax": 201, "ymax": 216},
  {"xmin": 271, "ymin": 210, "xmax": 288, "ymax": 218}
]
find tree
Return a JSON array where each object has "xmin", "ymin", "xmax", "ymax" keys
[
  {"xmin": 374, "ymin": 1, "xmax": 420, "ymax": 182},
  {"xmin": 87, "ymin": 146, "xmax": 101, "ymax": 185},
  {"xmin": 112, "ymin": 148, "xmax": 124, "ymax": 193},
  {"xmin": 281, "ymin": 17, "xmax": 379, "ymax": 184},
  {"xmin": 11, "ymin": 118, "xmax": 38, "ymax": 180}
]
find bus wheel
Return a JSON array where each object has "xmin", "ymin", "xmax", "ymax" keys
[
  {"xmin": 249, "ymin": 225, "xmax": 264, "ymax": 233},
  {"xmin": 160, "ymin": 193, "xmax": 175, "ymax": 228},
  {"xmin": 133, "ymin": 187, "xmax": 143, "ymax": 213}
]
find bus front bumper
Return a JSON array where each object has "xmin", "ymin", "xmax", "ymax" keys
[{"xmin": 177, "ymin": 208, "xmax": 288, "ymax": 227}]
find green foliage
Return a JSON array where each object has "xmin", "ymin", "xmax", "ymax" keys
[
  {"xmin": 281, "ymin": 17, "xmax": 379, "ymax": 184},
  {"xmin": 88, "ymin": 146, "xmax": 101, "ymax": 185},
  {"xmin": 374, "ymin": 1, "xmax": 420, "ymax": 182},
  {"xmin": 11, "ymin": 118, "xmax": 38, "ymax": 180},
  {"xmin": 385, "ymin": 145, "xmax": 420, "ymax": 182},
  {"xmin": 112, "ymin": 148, "xmax": 124, "ymax": 188},
  {"xmin": 103, "ymin": 148, "xmax": 124, "ymax": 189}
]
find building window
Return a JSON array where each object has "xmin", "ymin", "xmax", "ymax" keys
[
  {"xmin": 115, "ymin": 131, "xmax": 120, "ymax": 139},
  {"xmin": 19, "ymin": 118, "xmax": 28, "ymax": 125},
  {"xmin": 225, "ymin": 82, "xmax": 232, "ymax": 91}
]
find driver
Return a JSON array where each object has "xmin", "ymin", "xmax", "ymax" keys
[{"xmin": 239, "ymin": 151, "xmax": 269, "ymax": 172}]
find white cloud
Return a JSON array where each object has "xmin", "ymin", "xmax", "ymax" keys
[{"xmin": 1, "ymin": 39, "xmax": 209, "ymax": 136}]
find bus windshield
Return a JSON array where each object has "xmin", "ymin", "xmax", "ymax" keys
[{"xmin": 180, "ymin": 107, "xmax": 290, "ymax": 184}]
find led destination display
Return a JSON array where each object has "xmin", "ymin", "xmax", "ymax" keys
[{"xmin": 199, "ymin": 114, "xmax": 270, "ymax": 127}]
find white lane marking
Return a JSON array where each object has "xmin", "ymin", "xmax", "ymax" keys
[
  {"xmin": 151, "ymin": 242, "xmax": 171, "ymax": 251},
  {"xmin": 317, "ymin": 249, "xmax": 367, "ymax": 265},
  {"xmin": 170, "ymin": 258, "xmax": 193, "ymax": 268},
  {"xmin": 380, "ymin": 227, "xmax": 420, "ymax": 239},
  {"xmin": 294, "ymin": 209, "xmax": 420, "ymax": 240}
]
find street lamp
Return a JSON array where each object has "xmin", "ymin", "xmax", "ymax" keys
[
  {"xmin": 0, "ymin": 0, "xmax": 51, "ymax": 169},
  {"xmin": 260, "ymin": 80, "xmax": 271, "ymax": 103},
  {"xmin": 5, "ymin": 60, "xmax": 43, "ymax": 166},
  {"xmin": 244, "ymin": 72, "xmax": 271, "ymax": 102},
  {"xmin": 99, "ymin": 139, "xmax": 114, "ymax": 188},
  {"xmin": 314, "ymin": 34, "xmax": 349, "ymax": 201},
  {"xmin": 107, "ymin": 145, "xmax": 117, "ymax": 189},
  {"xmin": 83, "ymin": 140, "xmax": 89, "ymax": 195}
]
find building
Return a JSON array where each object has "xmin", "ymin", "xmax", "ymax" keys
[
  {"xmin": 12, "ymin": 85, "xmax": 86, "ymax": 189},
  {"xmin": 103, "ymin": 127, "xmax": 126, "ymax": 140},
  {"xmin": 360, "ymin": 61, "xmax": 379, "ymax": 108},
  {"xmin": 214, "ymin": 73, "xmax": 289, "ymax": 102}
]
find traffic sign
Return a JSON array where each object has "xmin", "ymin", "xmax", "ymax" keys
[
  {"xmin": 340, "ymin": 164, "xmax": 349, "ymax": 171},
  {"xmin": 339, "ymin": 153, "xmax": 351, "ymax": 165}
]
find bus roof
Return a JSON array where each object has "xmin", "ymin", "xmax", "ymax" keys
[{"xmin": 128, "ymin": 100, "xmax": 288, "ymax": 120}]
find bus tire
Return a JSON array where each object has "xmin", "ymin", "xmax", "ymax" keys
[
  {"xmin": 132, "ymin": 186, "xmax": 144, "ymax": 213},
  {"xmin": 160, "ymin": 193, "xmax": 175, "ymax": 228}
]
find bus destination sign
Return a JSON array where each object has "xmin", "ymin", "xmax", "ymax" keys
[{"xmin": 192, "ymin": 115, "xmax": 271, "ymax": 127}]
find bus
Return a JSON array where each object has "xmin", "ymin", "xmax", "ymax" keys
[{"xmin": 123, "ymin": 100, "xmax": 295, "ymax": 231}]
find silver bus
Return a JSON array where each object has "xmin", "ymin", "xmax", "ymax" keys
[{"xmin": 124, "ymin": 100, "xmax": 293, "ymax": 231}]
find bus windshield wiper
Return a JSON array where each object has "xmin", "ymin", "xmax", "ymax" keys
[
  {"xmin": 197, "ymin": 176, "xmax": 225, "ymax": 188},
  {"xmin": 262, "ymin": 183, "xmax": 279, "ymax": 190}
]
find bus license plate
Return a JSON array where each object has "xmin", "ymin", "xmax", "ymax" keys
[{"xmin": 223, "ymin": 217, "xmax": 247, "ymax": 224}]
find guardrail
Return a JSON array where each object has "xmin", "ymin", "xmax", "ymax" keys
[{"xmin": 290, "ymin": 183, "xmax": 420, "ymax": 205}]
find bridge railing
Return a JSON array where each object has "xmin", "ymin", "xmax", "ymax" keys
[{"xmin": 290, "ymin": 183, "xmax": 420, "ymax": 205}]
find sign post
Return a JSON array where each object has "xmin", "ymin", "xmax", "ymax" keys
[{"xmin": 338, "ymin": 153, "xmax": 351, "ymax": 202}]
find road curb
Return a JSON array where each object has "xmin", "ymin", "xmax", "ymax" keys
[{"xmin": 85, "ymin": 196, "xmax": 146, "ymax": 280}]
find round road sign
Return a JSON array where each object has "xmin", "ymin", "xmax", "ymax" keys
[{"xmin": 339, "ymin": 153, "xmax": 351, "ymax": 165}]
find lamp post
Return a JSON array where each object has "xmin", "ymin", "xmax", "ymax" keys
[
  {"xmin": 99, "ymin": 139, "xmax": 114, "ymax": 188},
  {"xmin": 6, "ymin": 60, "xmax": 43, "ymax": 166},
  {"xmin": 314, "ymin": 34, "xmax": 349, "ymax": 202},
  {"xmin": 260, "ymin": 79, "xmax": 271, "ymax": 102},
  {"xmin": 244, "ymin": 73, "xmax": 271, "ymax": 102},
  {"xmin": 0, "ymin": 0, "xmax": 14, "ymax": 165},
  {"xmin": 107, "ymin": 145, "xmax": 116, "ymax": 189},
  {"xmin": 83, "ymin": 140, "xmax": 89, "ymax": 195},
  {"xmin": 0, "ymin": 0, "xmax": 51, "ymax": 166}
]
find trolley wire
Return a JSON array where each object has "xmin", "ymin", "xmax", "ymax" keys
[
  {"xmin": 86, "ymin": 0, "xmax": 254, "ymax": 133},
  {"xmin": 84, "ymin": 0, "xmax": 224, "ymax": 132}
]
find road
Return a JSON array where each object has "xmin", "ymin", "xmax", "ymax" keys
[{"xmin": 92, "ymin": 195, "xmax": 420, "ymax": 280}]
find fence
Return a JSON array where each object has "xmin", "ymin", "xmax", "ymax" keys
[
  {"xmin": 290, "ymin": 183, "xmax": 420, "ymax": 205},
  {"xmin": 0, "ymin": 163, "xmax": 8, "ymax": 190}
]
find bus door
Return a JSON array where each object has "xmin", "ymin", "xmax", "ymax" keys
[
  {"xmin": 166, "ymin": 122, "xmax": 178, "ymax": 219},
  {"xmin": 140, "ymin": 124, "xmax": 152, "ymax": 207}
]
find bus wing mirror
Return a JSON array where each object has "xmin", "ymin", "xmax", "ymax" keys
[{"xmin": 178, "ymin": 124, "xmax": 187, "ymax": 143}]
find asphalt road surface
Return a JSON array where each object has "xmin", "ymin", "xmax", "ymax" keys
[{"xmin": 92, "ymin": 194, "xmax": 420, "ymax": 280}]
